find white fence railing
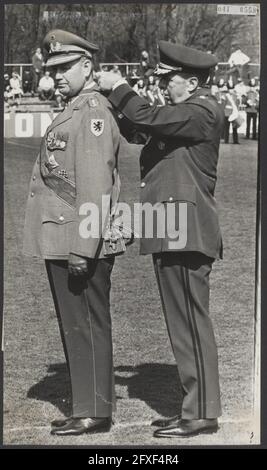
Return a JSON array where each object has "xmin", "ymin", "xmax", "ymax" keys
[
  {"xmin": 4, "ymin": 62, "xmax": 141, "ymax": 78},
  {"xmin": 5, "ymin": 61, "xmax": 260, "ymax": 81}
]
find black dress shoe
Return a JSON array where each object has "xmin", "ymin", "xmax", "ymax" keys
[
  {"xmin": 51, "ymin": 417, "xmax": 112, "ymax": 436},
  {"xmin": 151, "ymin": 414, "xmax": 181, "ymax": 427},
  {"xmin": 51, "ymin": 417, "xmax": 73, "ymax": 428},
  {"xmin": 153, "ymin": 418, "xmax": 218, "ymax": 438}
]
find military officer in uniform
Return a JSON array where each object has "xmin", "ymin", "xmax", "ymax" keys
[
  {"xmin": 99, "ymin": 41, "xmax": 224, "ymax": 438},
  {"xmin": 23, "ymin": 30, "xmax": 124, "ymax": 436}
]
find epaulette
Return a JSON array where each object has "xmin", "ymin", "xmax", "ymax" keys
[
  {"xmin": 73, "ymin": 93, "xmax": 101, "ymax": 110},
  {"xmin": 187, "ymin": 94, "xmax": 219, "ymax": 117},
  {"xmin": 73, "ymin": 94, "xmax": 91, "ymax": 110},
  {"xmin": 87, "ymin": 94, "xmax": 100, "ymax": 108}
]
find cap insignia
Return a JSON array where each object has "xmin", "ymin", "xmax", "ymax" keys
[
  {"xmin": 49, "ymin": 41, "xmax": 62, "ymax": 53},
  {"xmin": 154, "ymin": 63, "xmax": 183, "ymax": 75}
]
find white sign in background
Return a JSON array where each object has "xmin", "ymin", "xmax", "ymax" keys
[
  {"xmin": 4, "ymin": 112, "xmax": 60, "ymax": 138},
  {"xmin": 4, "ymin": 111, "xmax": 248, "ymax": 138}
]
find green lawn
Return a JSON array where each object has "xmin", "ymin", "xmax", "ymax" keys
[{"xmin": 3, "ymin": 135, "xmax": 258, "ymax": 446}]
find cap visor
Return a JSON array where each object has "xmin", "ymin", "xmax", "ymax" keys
[{"xmin": 46, "ymin": 53, "xmax": 83, "ymax": 67}]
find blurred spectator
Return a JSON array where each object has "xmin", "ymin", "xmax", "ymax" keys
[
  {"xmin": 213, "ymin": 63, "xmax": 220, "ymax": 84},
  {"xmin": 9, "ymin": 71, "xmax": 23, "ymax": 104},
  {"xmin": 32, "ymin": 47, "xmax": 44, "ymax": 94},
  {"xmin": 140, "ymin": 50, "xmax": 149, "ymax": 73},
  {"xmin": 54, "ymin": 89, "xmax": 65, "ymax": 109},
  {"xmin": 214, "ymin": 78, "xmax": 227, "ymax": 103},
  {"xmin": 22, "ymin": 69, "xmax": 33, "ymax": 94},
  {"xmin": 221, "ymin": 81, "xmax": 240, "ymax": 144},
  {"xmin": 254, "ymin": 77, "xmax": 260, "ymax": 93},
  {"xmin": 140, "ymin": 50, "xmax": 154, "ymax": 77},
  {"xmin": 227, "ymin": 44, "xmax": 250, "ymax": 84},
  {"xmin": 211, "ymin": 76, "xmax": 219, "ymax": 97},
  {"xmin": 234, "ymin": 77, "xmax": 248, "ymax": 106},
  {"xmin": 133, "ymin": 78, "xmax": 147, "ymax": 98},
  {"xmin": 203, "ymin": 61, "xmax": 216, "ymax": 88},
  {"xmin": 4, "ymin": 73, "xmax": 10, "ymax": 90},
  {"xmin": 245, "ymin": 78, "xmax": 259, "ymax": 140},
  {"xmin": 154, "ymin": 78, "xmax": 165, "ymax": 106},
  {"xmin": 110, "ymin": 65, "xmax": 122, "ymax": 77},
  {"xmin": 4, "ymin": 73, "xmax": 11, "ymax": 103},
  {"xmin": 146, "ymin": 82, "xmax": 156, "ymax": 105},
  {"xmin": 146, "ymin": 76, "xmax": 165, "ymax": 106},
  {"xmin": 145, "ymin": 75, "xmax": 155, "ymax": 102},
  {"xmin": 38, "ymin": 71, "xmax": 55, "ymax": 101},
  {"xmin": 213, "ymin": 79, "xmax": 227, "ymax": 138},
  {"xmin": 130, "ymin": 67, "xmax": 139, "ymax": 78}
]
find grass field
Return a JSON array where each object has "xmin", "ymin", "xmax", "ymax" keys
[{"xmin": 3, "ymin": 135, "xmax": 258, "ymax": 446}]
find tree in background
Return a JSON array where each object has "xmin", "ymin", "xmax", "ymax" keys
[{"xmin": 4, "ymin": 3, "xmax": 260, "ymax": 64}]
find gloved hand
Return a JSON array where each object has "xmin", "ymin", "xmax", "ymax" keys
[{"xmin": 68, "ymin": 253, "xmax": 88, "ymax": 276}]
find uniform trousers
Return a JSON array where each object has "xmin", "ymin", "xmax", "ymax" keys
[
  {"xmin": 153, "ymin": 251, "xmax": 222, "ymax": 420},
  {"xmin": 45, "ymin": 257, "xmax": 115, "ymax": 418}
]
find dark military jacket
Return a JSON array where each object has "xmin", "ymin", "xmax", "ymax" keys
[
  {"xmin": 23, "ymin": 83, "xmax": 122, "ymax": 259},
  {"xmin": 109, "ymin": 84, "xmax": 224, "ymax": 259}
]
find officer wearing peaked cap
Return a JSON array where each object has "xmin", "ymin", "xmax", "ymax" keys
[
  {"xmin": 99, "ymin": 41, "xmax": 224, "ymax": 438},
  {"xmin": 23, "ymin": 30, "xmax": 125, "ymax": 436},
  {"xmin": 154, "ymin": 41, "xmax": 218, "ymax": 75},
  {"xmin": 43, "ymin": 29, "xmax": 99, "ymax": 67}
]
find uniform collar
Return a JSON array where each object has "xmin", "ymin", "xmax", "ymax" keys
[
  {"xmin": 47, "ymin": 82, "xmax": 99, "ymax": 131},
  {"xmin": 68, "ymin": 81, "xmax": 99, "ymax": 105},
  {"xmin": 80, "ymin": 81, "xmax": 99, "ymax": 94},
  {"xmin": 172, "ymin": 88, "xmax": 211, "ymax": 105},
  {"xmin": 187, "ymin": 87, "xmax": 211, "ymax": 101}
]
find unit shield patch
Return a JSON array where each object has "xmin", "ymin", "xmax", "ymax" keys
[{"xmin": 91, "ymin": 119, "xmax": 104, "ymax": 136}]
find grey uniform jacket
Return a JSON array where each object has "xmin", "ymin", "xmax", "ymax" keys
[{"xmin": 23, "ymin": 84, "xmax": 122, "ymax": 260}]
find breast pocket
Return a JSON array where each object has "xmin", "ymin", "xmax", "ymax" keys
[
  {"xmin": 41, "ymin": 201, "xmax": 76, "ymax": 224},
  {"xmin": 41, "ymin": 201, "xmax": 76, "ymax": 254}
]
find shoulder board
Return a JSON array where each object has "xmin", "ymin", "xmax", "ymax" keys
[
  {"xmin": 187, "ymin": 95, "xmax": 219, "ymax": 115},
  {"xmin": 88, "ymin": 95, "xmax": 100, "ymax": 108},
  {"xmin": 73, "ymin": 93, "xmax": 102, "ymax": 110}
]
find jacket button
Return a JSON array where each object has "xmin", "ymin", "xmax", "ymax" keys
[
  {"xmin": 169, "ymin": 196, "xmax": 174, "ymax": 202},
  {"xmin": 140, "ymin": 182, "xmax": 146, "ymax": 188},
  {"xmin": 59, "ymin": 215, "xmax": 65, "ymax": 222},
  {"xmin": 31, "ymin": 192, "xmax": 34, "ymax": 197},
  {"xmin": 32, "ymin": 176, "xmax": 36, "ymax": 181}
]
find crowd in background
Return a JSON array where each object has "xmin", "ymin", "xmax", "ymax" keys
[
  {"xmin": 211, "ymin": 76, "xmax": 260, "ymax": 142},
  {"xmin": 4, "ymin": 47, "xmax": 260, "ymax": 141}
]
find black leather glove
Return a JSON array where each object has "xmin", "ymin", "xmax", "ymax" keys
[{"xmin": 68, "ymin": 253, "xmax": 88, "ymax": 276}]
